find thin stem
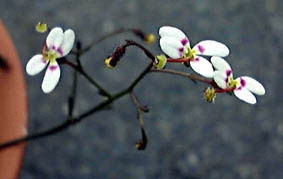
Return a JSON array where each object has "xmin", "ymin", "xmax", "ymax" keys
[
  {"xmin": 125, "ymin": 40, "xmax": 155, "ymax": 61},
  {"xmin": 0, "ymin": 120, "xmax": 72, "ymax": 149},
  {"xmin": 167, "ymin": 58, "xmax": 192, "ymax": 63},
  {"xmin": 68, "ymin": 69, "xmax": 78, "ymax": 118},
  {"xmin": 130, "ymin": 92, "xmax": 148, "ymax": 150},
  {"xmin": 215, "ymin": 87, "xmax": 235, "ymax": 93},
  {"xmin": 62, "ymin": 58, "xmax": 112, "ymax": 98},
  {"xmin": 130, "ymin": 92, "xmax": 149, "ymax": 113},
  {"xmin": 0, "ymin": 62, "xmax": 153, "ymax": 150},
  {"xmin": 68, "ymin": 54, "xmax": 80, "ymax": 118},
  {"xmin": 77, "ymin": 62, "xmax": 153, "ymax": 121},
  {"xmin": 150, "ymin": 68, "xmax": 218, "ymax": 87},
  {"xmin": 79, "ymin": 68, "xmax": 112, "ymax": 98},
  {"xmin": 76, "ymin": 28, "xmax": 141, "ymax": 55}
]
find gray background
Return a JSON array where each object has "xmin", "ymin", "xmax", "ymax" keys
[{"xmin": 1, "ymin": 0, "xmax": 283, "ymax": 178}]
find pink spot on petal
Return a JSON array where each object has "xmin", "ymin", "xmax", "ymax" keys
[
  {"xmin": 179, "ymin": 47, "xmax": 184, "ymax": 52},
  {"xmin": 198, "ymin": 45, "xmax": 205, "ymax": 54},
  {"xmin": 195, "ymin": 57, "xmax": 200, "ymax": 62},
  {"xmin": 225, "ymin": 78, "xmax": 228, "ymax": 83},
  {"xmin": 240, "ymin": 78, "xmax": 246, "ymax": 87},
  {"xmin": 57, "ymin": 48, "xmax": 64, "ymax": 56},
  {"xmin": 49, "ymin": 65, "xmax": 58, "ymax": 71},
  {"xmin": 226, "ymin": 70, "xmax": 232, "ymax": 77},
  {"xmin": 181, "ymin": 38, "xmax": 189, "ymax": 46},
  {"xmin": 51, "ymin": 45, "xmax": 56, "ymax": 50}
]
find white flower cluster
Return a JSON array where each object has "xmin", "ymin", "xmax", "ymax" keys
[{"xmin": 159, "ymin": 26, "xmax": 265, "ymax": 104}]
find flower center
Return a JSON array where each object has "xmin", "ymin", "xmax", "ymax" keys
[
  {"xmin": 184, "ymin": 46, "xmax": 197, "ymax": 60},
  {"xmin": 43, "ymin": 50, "xmax": 60, "ymax": 64},
  {"xmin": 227, "ymin": 76, "xmax": 239, "ymax": 88}
]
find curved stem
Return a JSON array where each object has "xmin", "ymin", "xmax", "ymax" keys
[
  {"xmin": 77, "ymin": 62, "xmax": 153, "ymax": 121},
  {"xmin": 75, "ymin": 28, "xmax": 145, "ymax": 55},
  {"xmin": 150, "ymin": 68, "xmax": 218, "ymax": 87},
  {"xmin": 125, "ymin": 40, "xmax": 155, "ymax": 61},
  {"xmin": 0, "ymin": 62, "xmax": 153, "ymax": 150},
  {"xmin": 63, "ymin": 58, "xmax": 112, "ymax": 98},
  {"xmin": 79, "ymin": 68, "xmax": 112, "ymax": 98}
]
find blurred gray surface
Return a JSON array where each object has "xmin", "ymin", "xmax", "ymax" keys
[{"xmin": 1, "ymin": 0, "xmax": 283, "ymax": 178}]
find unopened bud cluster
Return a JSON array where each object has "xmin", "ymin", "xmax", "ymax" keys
[{"xmin": 204, "ymin": 87, "xmax": 216, "ymax": 103}]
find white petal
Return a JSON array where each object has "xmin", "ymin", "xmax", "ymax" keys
[
  {"xmin": 233, "ymin": 87, "xmax": 257, "ymax": 104},
  {"xmin": 41, "ymin": 62, "xmax": 61, "ymax": 93},
  {"xmin": 211, "ymin": 56, "xmax": 231, "ymax": 71},
  {"xmin": 213, "ymin": 71, "xmax": 228, "ymax": 89},
  {"xmin": 193, "ymin": 40, "xmax": 229, "ymax": 57},
  {"xmin": 160, "ymin": 36, "xmax": 184, "ymax": 58},
  {"xmin": 59, "ymin": 29, "xmax": 75, "ymax": 57},
  {"xmin": 46, "ymin": 27, "xmax": 64, "ymax": 50},
  {"xmin": 26, "ymin": 54, "xmax": 48, "ymax": 75},
  {"xmin": 241, "ymin": 76, "xmax": 265, "ymax": 95},
  {"xmin": 189, "ymin": 56, "xmax": 214, "ymax": 78},
  {"xmin": 159, "ymin": 26, "xmax": 188, "ymax": 42}
]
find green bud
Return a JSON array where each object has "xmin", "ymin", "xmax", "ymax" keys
[{"xmin": 154, "ymin": 55, "xmax": 167, "ymax": 69}]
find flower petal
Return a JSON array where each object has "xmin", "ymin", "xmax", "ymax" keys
[
  {"xmin": 58, "ymin": 29, "xmax": 75, "ymax": 57},
  {"xmin": 213, "ymin": 70, "xmax": 228, "ymax": 89},
  {"xmin": 26, "ymin": 54, "xmax": 48, "ymax": 75},
  {"xmin": 241, "ymin": 76, "xmax": 265, "ymax": 95},
  {"xmin": 211, "ymin": 56, "xmax": 231, "ymax": 71},
  {"xmin": 233, "ymin": 87, "xmax": 257, "ymax": 104},
  {"xmin": 160, "ymin": 36, "xmax": 184, "ymax": 58},
  {"xmin": 46, "ymin": 27, "xmax": 64, "ymax": 50},
  {"xmin": 159, "ymin": 26, "xmax": 188, "ymax": 42},
  {"xmin": 41, "ymin": 62, "xmax": 61, "ymax": 93},
  {"xmin": 193, "ymin": 40, "xmax": 229, "ymax": 57},
  {"xmin": 190, "ymin": 56, "xmax": 214, "ymax": 78}
]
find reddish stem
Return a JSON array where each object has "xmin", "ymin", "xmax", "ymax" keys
[
  {"xmin": 61, "ymin": 58, "xmax": 82, "ymax": 72},
  {"xmin": 42, "ymin": 43, "xmax": 47, "ymax": 54},
  {"xmin": 215, "ymin": 87, "xmax": 235, "ymax": 93},
  {"xmin": 167, "ymin": 58, "xmax": 192, "ymax": 63}
]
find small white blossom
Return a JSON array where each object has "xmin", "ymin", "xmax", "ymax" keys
[
  {"xmin": 159, "ymin": 26, "xmax": 229, "ymax": 78},
  {"xmin": 211, "ymin": 57, "xmax": 265, "ymax": 104},
  {"xmin": 26, "ymin": 27, "xmax": 75, "ymax": 93}
]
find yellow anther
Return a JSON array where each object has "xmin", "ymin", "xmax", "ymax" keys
[
  {"xmin": 184, "ymin": 47, "xmax": 197, "ymax": 60},
  {"xmin": 43, "ymin": 51, "xmax": 59, "ymax": 63},
  {"xmin": 204, "ymin": 87, "xmax": 216, "ymax": 103},
  {"xmin": 145, "ymin": 34, "xmax": 155, "ymax": 44},
  {"xmin": 154, "ymin": 55, "xmax": 167, "ymax": 69},
  {"xmin": 228, "ymin": 77, "xmax": 239, "ymax": 88},
  {"xmin": 36, "ymin": 22, "xmax": 48, "ymax": 33},
  {"xmin": 105, "ymin": 57, "xmax": 114, "ymax": 69}
]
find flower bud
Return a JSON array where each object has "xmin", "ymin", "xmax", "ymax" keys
[
  {"xmin": 104, "ymin": 56, "xmax": 115, "ymax": 69},
  {"xmin": 133, "ymin": 29, "xmax": 155, "ymax": 44},
  {"xmin": 35, "ymin": 22, "xmax": 48, "ymax": 33},
  {"xmin": 154, "ymin": 55, "xmax": 167, "ymax": 69},
  {"xmin": 104, "ymin": 46, "xmax": 126, "ymax": 69},
  {"xmin": 145, "ymin": 34, "xmax": 155, "ymax": 44}
]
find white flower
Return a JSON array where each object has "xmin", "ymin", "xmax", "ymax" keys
[
  {"xmin": 159, "ymin": 26, "xmax": 229, "ymax": 78},
  {"xmin": 211, "ymin": 57, "xmax": 265, "ymax": 104},
  {"xmin": 26, "ymin": 27, "xmax": 75, "ymax": 93}
]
